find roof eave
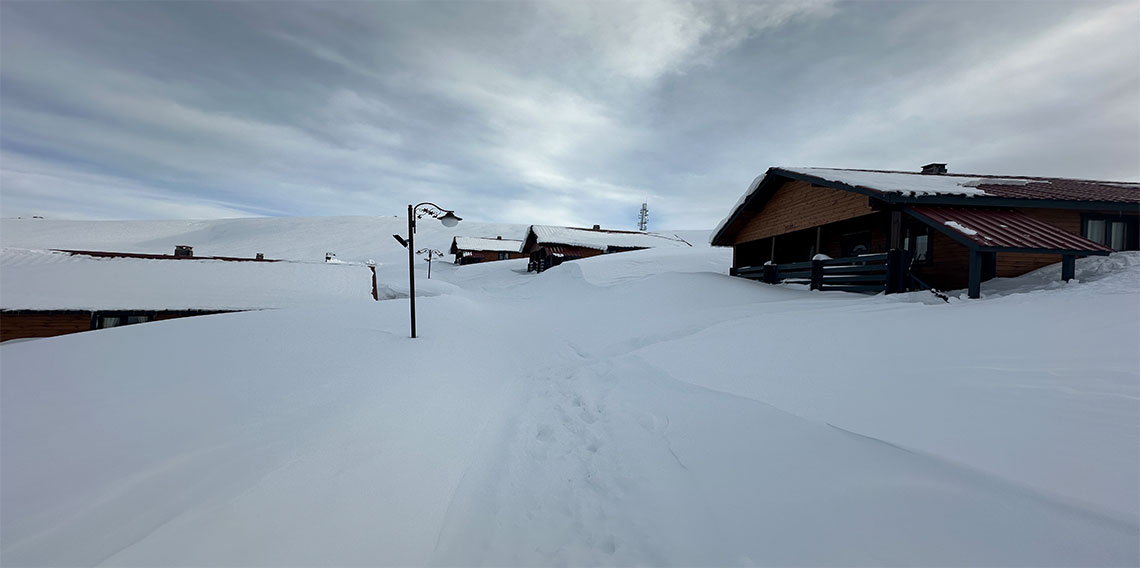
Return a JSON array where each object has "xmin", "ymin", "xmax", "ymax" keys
[{"xmin": 710, "ymin": 168, "xmax": 781, "ymax": 246}]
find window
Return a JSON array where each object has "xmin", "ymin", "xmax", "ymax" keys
[
  {"xmin": 93, "ymin": 313, "xmax": 152, "ymax": 329},
  {"xmin": 903, "ymin": 226, "xmax": 933, "ymax": 265},
  {"xmin": 498, "ymin": 252, "xmax": 509, "ymax": 260},
  {"xmin": 840, "ymin": 231, "xmax": 872, "ymax": 258},
  {"xmin": 1082, "ymin": 214, "xmax": 1139, "ymax": 251}
]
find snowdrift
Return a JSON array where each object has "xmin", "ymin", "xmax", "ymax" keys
[{"xmin": 1, "ymin": 217, "xmax": 1137, "ymax": 565}]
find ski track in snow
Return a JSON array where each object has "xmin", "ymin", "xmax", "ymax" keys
[{"xmin": 1, "ymin": 219, "xmax": 1138, "ymax": 565}]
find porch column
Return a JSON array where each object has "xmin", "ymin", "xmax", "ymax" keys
[
  {"xmin": 890, "ymin": 210, "xmax": 902, "ymax": 250},
  {"xmin": 770, "ymin": 236, "xmax": 776, "ymax": 263},
  {"xmin": 967, "ymin": 250, "xmax": 982, "ymax": 299},
  {"xmin": 1061, "ymin": 255, "xmax": 1076, "ymax": 282}
]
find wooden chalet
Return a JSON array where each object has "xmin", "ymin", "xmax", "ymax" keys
[
  {"xmin": 449, "ymin": 236, "xmax": 526, "ymax": 265},
  {"xmin": 710, "ymin": 164, "xmax": 1138, "ymax": 298},
  {"xmin": 523, "ymin": 224, "xmax": 692, "ymax": 273},
  {"xmin": 1, "ymin": 247, "xmax": 377, "ymax": 342}
]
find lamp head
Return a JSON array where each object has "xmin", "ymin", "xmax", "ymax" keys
[{"xmin": 438, "ymin": 211, "xmax": 461, "ymax": 228}]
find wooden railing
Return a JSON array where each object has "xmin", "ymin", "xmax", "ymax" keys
[{"xmin": 730, "ymin": 250, "xmax": 910, "ymax": 294}]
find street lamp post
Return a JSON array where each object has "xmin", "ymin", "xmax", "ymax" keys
[
  {"xmin": 417, "ymin": 248, "xmax": 443, "ymax": 279},
  {"xmin": 394, "ymin": 202, "xmax": 460, "ymax": 338}
]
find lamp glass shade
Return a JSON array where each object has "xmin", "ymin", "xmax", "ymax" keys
[{"xmin": 438, "ymin": 212, "xmax": 461, "ymax": 227}]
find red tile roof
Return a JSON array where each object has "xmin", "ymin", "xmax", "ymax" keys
[
  {"xmin": 966, "ymin": 178, "xmax": 1139, "ymax": 203},
  {"xmin": 778, "ymin": 167, "xmax": 1140, "ymax": 203},
  {"xmin": 907, "ymin": 206, "xmax": 1114, "ymax": 253}
]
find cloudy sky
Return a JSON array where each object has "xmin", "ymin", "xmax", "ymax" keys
[{"xmin": 1, "ymin": 1, "xmax": 1137, "ymax": 228}]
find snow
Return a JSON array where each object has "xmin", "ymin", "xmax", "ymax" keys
[
  {"xmin": 944, "ymin": 220, "xmax": 979, "ymax": 236},
  {"xmin": 784, "ymin": 167, "xmax": 998, "ymax": 197},
  {"xmin": 0, "ymin": 216, "xmax": 531, "ymax": 265},
  {"xmin": 0, "ymin": 248, "xmax": 380, "ymax": 310},
  {"xmin": 530, "ymin": 225, "xmax": 692, "ymax": 251},
  {"xmin": 452, "ymin": 236, "xmax": 524, "ymax": 253},
  {"xmin": 1, "ymin": 217, "xmax": 1138, "ymax": 566},
  {"xmin": 710, "ymin": 168, "xmax": 1022, "ymax": 244},
  {"xmin": 709, "ymin": 172, "xmax": 766, "ymax": 242}
]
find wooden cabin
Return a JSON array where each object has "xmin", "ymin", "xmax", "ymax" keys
[
  {"xmin": 710, "ymin": 165, "xmax": 1138, "ymax": 298},
  {"xmin": 1, "ymin": 248, "xmax": 376, "ymax": 341},
  {"xmin": 449, "ymin": 236, "xmax": 526, "ymax": 265},
  {"xmin": 523, "ymin": 225, "xmax": 692, "ymax": 273}
]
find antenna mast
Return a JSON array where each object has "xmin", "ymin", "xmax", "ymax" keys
[{"xmin": 637, "ymin": 201, "xmax": 649, "ymax": 231}]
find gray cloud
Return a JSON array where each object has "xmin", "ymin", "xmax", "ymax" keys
[{"xmin": 1, "ymin": 0, "xmax": 1136, "ymax": 229}]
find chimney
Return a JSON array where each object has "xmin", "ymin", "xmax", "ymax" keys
[
  {"xmin": 174, "ymin": 245, "xmax": 193, "ymax": 257},
  {"xmin": 921, "ymin": 163, "xmax": 947, "ymax": 175},
  {"xmin": 592, "ymin": 224, "xmax": 601, "ymax": 230},
  {"xmin": 496, "ymin": 236, "xmax": 502, "ymax": 240}
]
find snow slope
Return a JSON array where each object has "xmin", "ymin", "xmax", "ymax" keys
[
  {"xmin": 0, "ymin": 248, "xmax": 378, "ymax": 310},
  {"xmin": 0, "ymin": 216, "xmax": 532, "ymax": 265},
  {"xmin": 1, "ymin": 217, "xmax": 1137, "ymax": 566}
]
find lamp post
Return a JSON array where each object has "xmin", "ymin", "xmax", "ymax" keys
[
  {"xmin": 393, "ymin": 202, "xmax": 460, "ymax": 338},
  {"xmin": 417, "ymin": 248, "xmax": 443, "ymax": 279}
]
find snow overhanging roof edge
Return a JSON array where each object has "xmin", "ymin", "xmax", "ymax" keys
[{"xmin": 710, "ymin": 167, "xmax": 1140, "ymax": 246}]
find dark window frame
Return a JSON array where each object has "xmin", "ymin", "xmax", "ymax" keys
[
  {"xmin": 903, "ymin": 225, "xmax": 934, "ymax": 266},
  {"xmin": 91, "ymin": 311, "xmax": 155, "ymax": 330},
  {"xmin": 1082, "ymin": 213, "xmax": 1139, "ymax": 251}
]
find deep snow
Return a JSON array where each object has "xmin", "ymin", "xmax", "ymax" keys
[{"xmin": 1, "ymin": 217, "xmax": 1137, "ymax": 566}]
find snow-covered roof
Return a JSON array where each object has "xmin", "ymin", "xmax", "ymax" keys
[
  {"xmin": 530, "ymin": 225, "xmax": 692, "ymax": 251},
  {"xmin": 452, "ymin": 237, "xmax": 524, "ymax": 253},
  {"xmin": 711, "ymin": 167, "xmax": 1140, "ymax": 245},
  {"xmin": 0, "ymin": 248, "xmax": 377, "ymax": 311},
  {"xmin": 783, "ymin": 167, "xmax": 1000, "ymax": 198}
]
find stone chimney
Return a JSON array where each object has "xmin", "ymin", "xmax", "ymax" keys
[
  {"xmin": 174, "ymin": 245, "xmax": 193, "ymax": 257},
  {"xmin": 921, "ymin": 163, "xmax": 947, "ymax": 175}
]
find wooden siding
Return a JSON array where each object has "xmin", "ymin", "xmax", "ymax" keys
[
  {"xmin": 1, "ymin": 310, "xmax": 234, "ymax": 342},
  {"xmin": 729, "ymin": 180, "xmax": 875, "ymax": 244},
  {"xmin": 1, "ymin": 313, "xmax": 91, "ymax": 342}
]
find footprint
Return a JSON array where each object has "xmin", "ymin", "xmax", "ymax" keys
[
  {"xmin": 536, "ymin": 425, "xmax": 554, "ymax": 442},
  {"xmin": 601, "ymin": 536, "xmax": 617, "ymax": 555}
]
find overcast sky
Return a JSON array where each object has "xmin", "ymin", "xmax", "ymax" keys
[{"xmin": 1, "ymin": 1, "xmax": 1137, "ymax": 229}]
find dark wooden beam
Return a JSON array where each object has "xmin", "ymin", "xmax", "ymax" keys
[
  {"xmin": 890, "ymin": 210, "xmax": 902, "ymax": 250},
  {"xmin": 968, "ymin": 250, "xmax": 982, "ymax": 299},
  {"xmin": 1061, "ymin": 255, "xmax": 1076, "ymax": 282}
]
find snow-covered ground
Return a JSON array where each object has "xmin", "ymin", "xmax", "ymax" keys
[
  {"xmin": 0, "ymin": 248, "xmax": 379, "ymax": 310},
  {"xmin": 1, "ymin": 217, "xmax": 1137, "ymax": 565}
]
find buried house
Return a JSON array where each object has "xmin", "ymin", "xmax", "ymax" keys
[
  {"xmin": 449, "ymin": 236, "xmax": 526, "ymax": 265},
  {"xmin": 523, "ymin": 225, "xmax": 692, "ymax": 273},
  {"xmin": 710, "ymin": 165, "xmax": 1138, "ymax": 298},
  {"xmin": 0, "ymin": 248, "xmax": 379, "ymax": 342}
]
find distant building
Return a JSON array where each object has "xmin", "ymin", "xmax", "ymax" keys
[
  {"xmin": 710, "ymin": 165, "xmax": 1137, "ymax": 297},
  {"xmin": 1, "ymin": 247, "xmax": 376, "ymax": 341},
  {"xmin": 523, "ymin": 224, "xmax": 692, "ymax": 273},
  {"xmin": 449, "ymin": 236, "xmax": 526, "ymax": 265}
]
